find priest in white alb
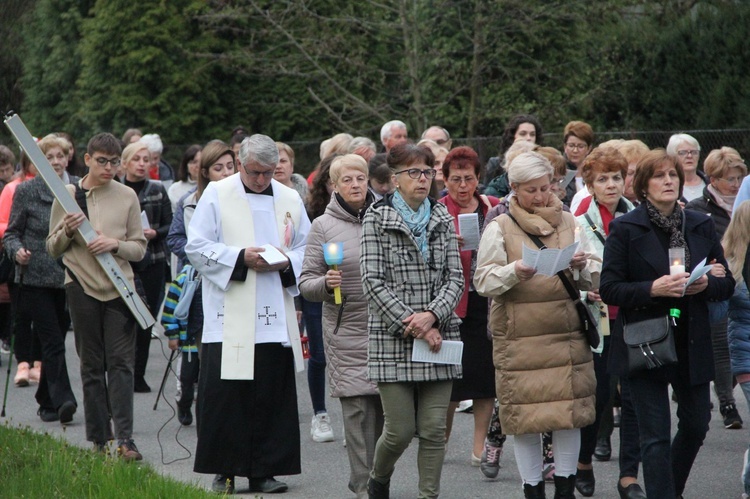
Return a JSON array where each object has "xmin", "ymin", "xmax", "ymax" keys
[{"xmin": 185, "ymin": 134, "xmax": 310, "ymax": 495}]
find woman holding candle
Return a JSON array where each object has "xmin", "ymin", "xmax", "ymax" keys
[
  {"xmin": 360, "ymin": 143, "xmax": 463, "ymax": 498},
  {"xmin": 474, "ymin": 151, "xmax": 597, "ymax": 499},
  {"xmin": 599, "ymin": 149, "xmax": 735, "ymax": 499},
  {"xmin": 437, "ymin": 146, "xmax": 499, "ymax": 469},
  {"xmin": 572, "ymin": 147, "xmax": 645, "ymax": 498},
  {"xmin": 299, "ymin": 154, "xmax": 381, "ymax": 498}
]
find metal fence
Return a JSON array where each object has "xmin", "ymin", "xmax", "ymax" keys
[{"xmin": 162, "ymin": 128, "xmax": 750, "ymax": 177}]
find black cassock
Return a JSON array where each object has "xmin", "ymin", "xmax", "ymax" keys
[{"xmin": 194, "ymin": 342, "xmax": 301, "ymax": 478}]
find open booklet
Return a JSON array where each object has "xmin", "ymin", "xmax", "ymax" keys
[
  {"xmin": 680, "ymin": 257, "xmax": 713, "ymax": 297},
  {"xmin": 522, "ymin": 241, "xmax": 580, "ymax": 276},
  {"xmin": 411, "ymin": 339, "xmax": 463, "ymax": 365}
]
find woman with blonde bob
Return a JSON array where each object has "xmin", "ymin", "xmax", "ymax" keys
[
  {"xmin": 300, "ymin": 154, "xmax": 381, "ymax": 498},
  {"xmin": 474, "ymin": 151, "xmax": 597, "ymax": 498},
  {"xmin": 724, "ymin": 200, "xmax": 750, "ymax": 497}
]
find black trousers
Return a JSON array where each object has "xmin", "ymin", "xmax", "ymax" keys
[
  {"xmin": 18, "ymin": 286, "xmax": 77, "ymax": 411},
  {"xmin": 134, "ymin": 261, "xmax": 166, "ymax": 380}
]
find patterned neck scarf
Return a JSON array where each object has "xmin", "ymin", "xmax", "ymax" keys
[
  {"xmin": 645, "ymin": 199, "xmax": 690, "ymax": 268},
  {"xmin": 392, "ymin": 190, "xmax": 431, "ymax": 261}
]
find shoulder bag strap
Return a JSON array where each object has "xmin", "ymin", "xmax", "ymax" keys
[{"xmin": 583, "ymin": 213, "xmax": 606, "ymax": 245}]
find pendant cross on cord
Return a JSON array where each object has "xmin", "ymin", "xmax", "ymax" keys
[
  {"xmin": 232, "ymin": 343, "xmax": 244, "ymax": 362},
  {"xmin": 258, "ymin": 306, "xmax": 277, "ymax": 326},
  {"xmin": 200, "ymin": 251, "xmax": 218, "ymax": 267}
]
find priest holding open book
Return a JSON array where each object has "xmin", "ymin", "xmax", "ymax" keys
[{"xmin": 185, "ymin": 134, "xmax": 310, "ymax": 495}]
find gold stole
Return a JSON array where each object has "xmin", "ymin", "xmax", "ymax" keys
[{"xmin": 216, "ymin": 177, "xmax": 305, "ymax": 380}]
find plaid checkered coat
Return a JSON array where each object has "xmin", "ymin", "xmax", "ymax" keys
[{"xmin": 360, "ymin": 194, "xmax": 463, "ymax": 383}]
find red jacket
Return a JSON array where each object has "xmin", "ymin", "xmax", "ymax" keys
[{"xmin": 439, "ymin": 192, "xmax": 499, "ymax": 317}]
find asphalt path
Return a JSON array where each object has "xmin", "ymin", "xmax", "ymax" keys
[{"xmin": 1, "ymin": 329, "xmax": 747, "ymax": 498}]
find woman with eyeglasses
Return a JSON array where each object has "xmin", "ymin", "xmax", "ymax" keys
[
  {"xmin": 474, "ymin": 151, "xmax": 597, "ymax": 499},
  {"xmin": 3, "ymin": 135, "xmax": 78, "ymax": 422},
  {"xmin": 436, "ymin": 146, "xmax": 499, "ymax": 471},
  {"xmin": 667, "ymin": 133, "xmax": 706, "ymax": 202},
  {"xmin": 686, "ymin": 147, "xmax": 748, "ymax": 431},
  {"xmin": 361, "ymin": 143, "xmax": 463, "ymax": 498},
  {"xmin": 559, "ymin": 122, "xmax": 593, "ymax": 208}
]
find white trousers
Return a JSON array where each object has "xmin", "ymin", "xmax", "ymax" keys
[{"xmin": 513, "ymin": 428, "xmax": 581, "ymax": 485}]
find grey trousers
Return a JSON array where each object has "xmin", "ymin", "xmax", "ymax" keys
[
  {"xmin": 711, "ymin": 318, "xmax": 737, "ymax": 406},
  {"xmin": 372, "ymin": 380, "xmax": 453, "ymax": 499},
  {"xmin": 67, "ymin": 281, "xmax": 137, "ymax": 443},
  {"xmin": 340, "ymin": 395, "xmax": 384, "ymax": 497}
]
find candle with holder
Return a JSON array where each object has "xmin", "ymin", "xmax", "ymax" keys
[{"xmin": 322, "ymin": 242, "xmax": 344, "ymax": 305}]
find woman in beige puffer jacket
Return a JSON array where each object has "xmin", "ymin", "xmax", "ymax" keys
[{"xmin": 474, "ymin": 151, "xmax": 598, "ymax": 499}]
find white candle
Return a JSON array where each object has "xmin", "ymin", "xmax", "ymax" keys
[
  {"xmin": 670, "ymin": 261, "xmax": 685, "ymax": 275},
  {"xmin": 573, "ymin": 226, "xmax": 581, "ymax": 280}
]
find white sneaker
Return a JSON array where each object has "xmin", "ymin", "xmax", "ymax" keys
[{"xmin": 311, "ymin": 413, "xmax": 334, "ymax": 442}]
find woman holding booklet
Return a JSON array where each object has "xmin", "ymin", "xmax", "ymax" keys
[
  {"xmin": 437, "ymin": 146, "xmax": 499, "ymax": 469},
  {"xmin": 360, "ymin": 143, "xmax": 463, "ymax": 499},
  {"xmin": 473, "ymin": 151, "xmax": 598, "ymax": 499}
]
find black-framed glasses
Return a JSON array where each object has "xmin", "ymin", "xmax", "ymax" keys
[
  {"xmin": 94, "ymin": 156, "xmax": 121, "ymax": 167},
  {"xmin": 394, "ymin": 168, "xmax": 437, "ymax": 180},
  {"xmin": 677, "ymin": 149, "xmax": 700, "ymax": 157}
]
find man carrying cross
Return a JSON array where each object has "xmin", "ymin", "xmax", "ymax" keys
[{"xmin": 186, "ymin": 134, "xmax": 310, "ymax": 494}]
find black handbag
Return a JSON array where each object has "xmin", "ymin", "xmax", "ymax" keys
[
  {"xmin": 622, "ymin": 314, "xmax": 677, "ymax": 373},
  {"xmin": 506, "ymin": 214, "xmax": 600, "ymax": 350}
]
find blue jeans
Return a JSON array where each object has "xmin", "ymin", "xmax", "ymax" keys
[
  {"xmin": 301, "ymin": 297, "xmax": 326, "ymax": 414},
  {"xmin": 739, "ymin": 382, "xmax": 750, "ymax": 495},
  {"xmin": 628, "ymin": 372, "xmax": 710, "ymax": 498}
]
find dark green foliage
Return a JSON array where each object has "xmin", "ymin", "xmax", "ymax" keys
[{"xmin": 5, "ymin": 0, "xmax": 750, "ymax": 158}]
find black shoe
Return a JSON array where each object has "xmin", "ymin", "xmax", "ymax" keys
[
  {"xmin": 575, "ymin": 468, "xmax": 595, "ymax": 497},
  {"xmin": 134, "ymin": 377, "xmax": 151, "ymax": 393},
  {"xmin": 249, "ymin": 477, "xmax": 288, "ymax": 493},
  {"xmin": 594, "ymin": 436, "xmax": 611, "ymax": 461},
  {"xmin": 553, "ymin": 474, "xmax": 576, "ymax": 499},
  {"xmin": 38, "ymin": 407, "xmax": 59, "ymax": 422},
  {"xmin": 523, "ymin": 481, "xmax": 546, "ymax": 498},
  {"xmin": 720, "ymin": 402, "xmax": 743, "ymax": 429},
  {"xmin": 178, "ymin": 406, "xmax": 193, "ymax": 426},
  {"xmin": 617, "ymin": 481, "xmax": 647, "ymax": 499},
  {"xmin": 58, "ymin": 401, "xmax": 76, "ymax": 424},
  {"xmin": 212, "ymin": 474, "xmax": 235, "ymax": 494},
  {"xmin": 367, "ymin": 477, "xmax": 390, "ymax": 499}
]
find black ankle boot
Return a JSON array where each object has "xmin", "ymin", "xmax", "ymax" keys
[
  {"xmin": 523, "ymin": 481, "xmax": 546, "ymax": 498},
  {"xmin": 367, "ymin": 477, "xmax": 390, "ymax": 499},
  {"xmin": 575, "ymin": 467, "xmax": 595, "ymax": 496},
  {"xmin": 553, "ymin": 474, "xmax": 576, "ymax": 499}
]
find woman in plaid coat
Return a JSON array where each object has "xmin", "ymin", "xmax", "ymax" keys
[{"xmin": 360, "ymin": 143, "xmax": 463, "ymax": 499}]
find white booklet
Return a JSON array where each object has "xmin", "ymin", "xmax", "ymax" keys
[
  {"xmin": 686, "ymin": 257, "xmax": 713, "ymax": 287},
  {"xmin": 411, "ymin": 339, "xmax": 463, "ymax": 365},
  {"xmin": 457, "ymin": 213, "xmax": 480, "ymax": 251},
  {"xmin": 259, "ymin": 244, "xmax": 288, "ymax": 265},
  {"xmin": 140, "ymin": 210, "xmax": 150, "ymax": 230},
  {"xmin": 522, "ymin": 241, "xmax": 580, "ymax": 276}
]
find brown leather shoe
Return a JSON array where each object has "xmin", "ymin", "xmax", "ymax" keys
[{"xmin": 117, "ymin": 439, "xmax": 143, "ymax": 461}]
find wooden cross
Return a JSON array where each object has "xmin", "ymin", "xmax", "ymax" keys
[{"xmin": 257, "ymin": 305, "xmax": 277, "ymax": 326}]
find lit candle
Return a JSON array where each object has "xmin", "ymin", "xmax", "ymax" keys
[
  {"xmin": 322, "ymin": 242, "xmax": 344, "ymax": 305},
  {"xmin": 670, "ymin": 259, "xmax": 686, "ymax": 275}
]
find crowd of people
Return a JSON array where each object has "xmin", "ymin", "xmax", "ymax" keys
[{"xmin": 0, "ymin": 115, "xmax": 749, "ymax": 499}]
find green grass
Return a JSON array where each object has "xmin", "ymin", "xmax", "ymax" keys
[{"xmin": 0, "ymin": 423, "xmax": 220, "ymax": 498}]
